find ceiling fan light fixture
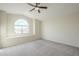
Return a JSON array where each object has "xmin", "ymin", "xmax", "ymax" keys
[
  {"xmin": 35, "ymin": 7, "xmax": 39, "ymax": 10},
  {"xmin": 28, "ymin": 3, "xmax": 48, "ymax": 13}
]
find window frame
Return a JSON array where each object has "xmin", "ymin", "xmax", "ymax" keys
[{"xmin": 14, "ymin": 19, "xmax": 30, "ymax": 34}]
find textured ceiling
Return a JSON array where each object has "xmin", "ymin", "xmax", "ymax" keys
[{"xmin": 0, "ymin": 3, "xmax": 79, "ymax": 21}]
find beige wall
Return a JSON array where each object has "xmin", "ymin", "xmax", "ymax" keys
[
  {"xmin": 42, "ymin": 14, "xmax": 79, "ymax": 48},
  {"xmin": 0, "ymin": 11, "xmax": 41, "ymax": 48},
  {"xmin": 0, "ymin": 11, "xmax": 7, "ymax": 48},
  {"xmin": 0, "ymin": 11, "xmax": 2, "ymax": 48},
  {"xmin": 0, "ymin": 14, "xmax": 1, "ymax": 48}
]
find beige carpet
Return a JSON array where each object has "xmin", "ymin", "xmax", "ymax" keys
[{"xmin": 0, "ymin": 39, "xmax": 79, "ymax": 56}]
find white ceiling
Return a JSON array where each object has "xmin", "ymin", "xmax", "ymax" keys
[{"xmin": 0, "ymin": 3, "xmax": 79, "ymax": 21}]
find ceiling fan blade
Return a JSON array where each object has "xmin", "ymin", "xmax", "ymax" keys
[
  {"xmin": 39, "ymin": 6, "xmax": 47, "ymax": 9},
  {"xmin": 38, "ymin": 9, "xmax": 40, "ymax": 13},
  {"xmin": 27, "ymin": 3, "xmax": 35, "ymax": 7},
  {"xmin": 30, "ymin": 8, "xmax": 35, "ymax": 11},
  {"xmin": 36, "ymin": 3, "xmax": 40, "ymax": 6}
]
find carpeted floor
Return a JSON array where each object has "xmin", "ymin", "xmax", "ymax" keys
[{"xmin": 0, "ymin": 39, "xmax": 79, "ymax": 56}]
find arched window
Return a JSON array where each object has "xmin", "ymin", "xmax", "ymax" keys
[{"xmin": 14, "ymin": 19, "xmax": 29, "ymax": 34}]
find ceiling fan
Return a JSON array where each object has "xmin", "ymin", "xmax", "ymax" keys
[{"xmin": 27, "ymin": 3, "xmax": 48, "ymax": 13}]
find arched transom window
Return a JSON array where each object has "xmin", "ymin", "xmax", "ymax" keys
[{"xmin": 14, "ymin": 19, "xmax": 29, "ymax": 34}]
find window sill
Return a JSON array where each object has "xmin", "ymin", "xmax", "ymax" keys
[{"xmin": 6, "ymin": 34, "xmax": 33, "ymax": 39}]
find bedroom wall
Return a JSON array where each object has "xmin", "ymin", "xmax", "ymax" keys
[
  {"xmin": 0, "ymin": 11, "xmax": 1, "ymax": 48},
  {"xmin": 0, "ymin": 11, "xmax": 7, "ymax": 48},
  {"xmin": 0, "ymin": 11, "xmax": 41, "ymax": 48},
  {"xmin": 42, "ymin": 14, "xmax": 79, "ymax": 48}
]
